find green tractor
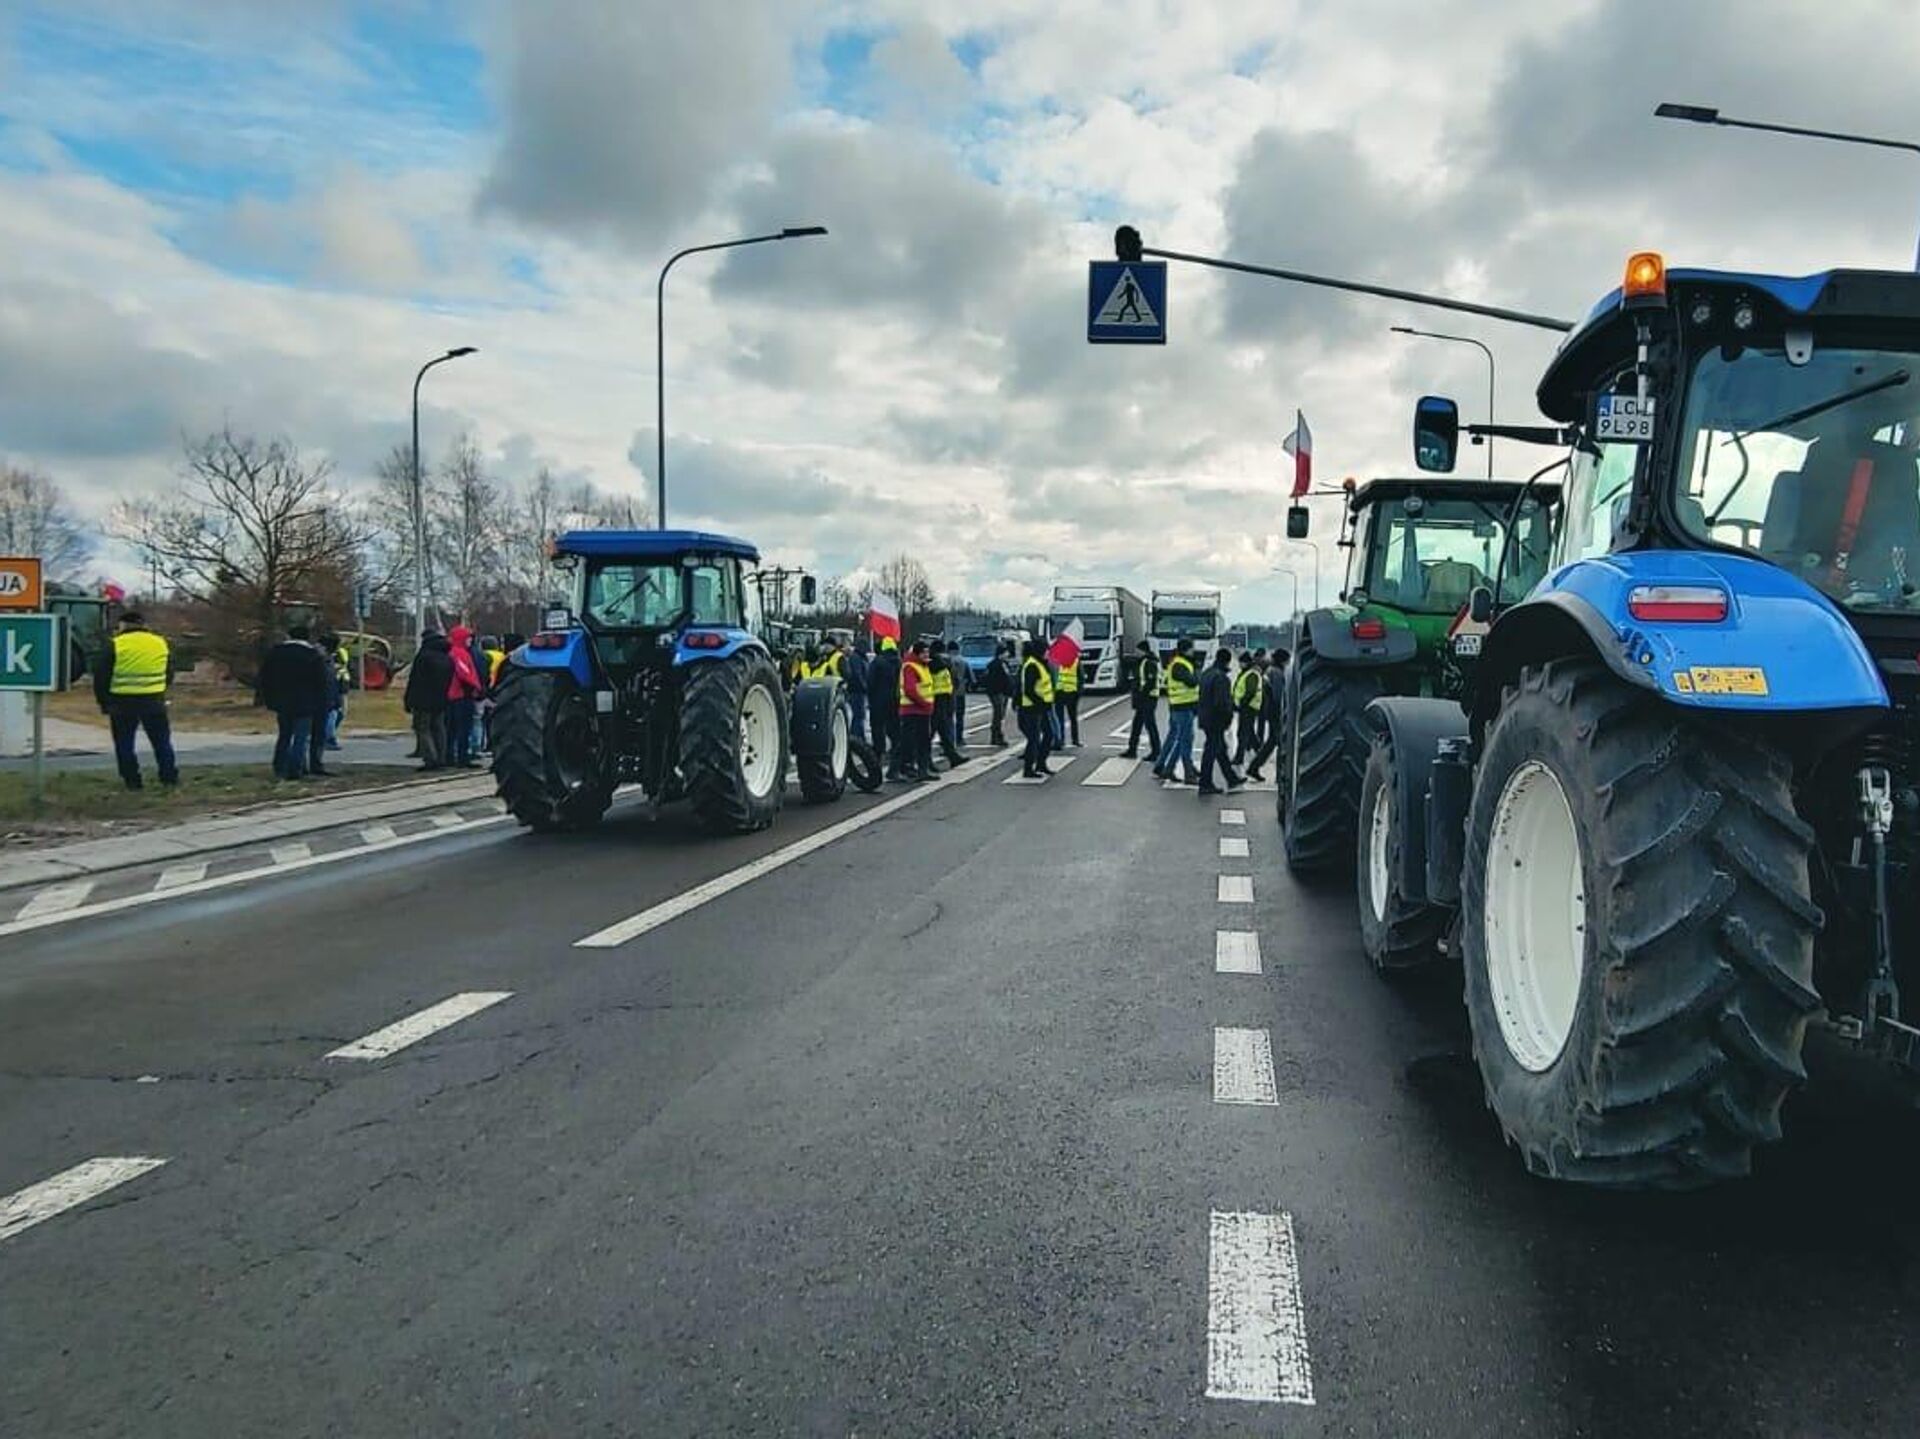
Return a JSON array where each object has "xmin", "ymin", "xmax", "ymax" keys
[{"xmin": 1275, "ymin": 478, "xmax": 1558, "ymax": 894}]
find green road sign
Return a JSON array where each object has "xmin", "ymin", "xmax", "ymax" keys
[{"xmin": 0, "ymin": 613, "xmax": 67, "ymax": 691}]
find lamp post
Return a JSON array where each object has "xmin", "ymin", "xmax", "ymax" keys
[
  {"xmin": 655, "ymin": 226, "xmax": 828, "ymax": 529},
  {"xmin": 1392, "ymin": 325, "xmax": 1496, "ymax": 476},
  {"xmin": 1655, "ymin": 102, "xmax": 1920, "ymax": 269},
  {"xmin": 412, "ymin": 346, "xmax": 477, "ymax": 643}
]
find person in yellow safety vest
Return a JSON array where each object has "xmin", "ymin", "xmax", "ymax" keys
[
  {"xmin": 1122, "ymin": 639, "xmax": 1162, "ymax": 760},
  {"xmin": 1017, "ymin": 637, "xmax": 1057, "ymax": 778},
  {"xmin": 811, "ymin": 634, "xmax": 846, "ymax": 681},
  {"xmin": 1231, "ymin": 650, "xmax": 1264, "ymax": 767},
  {"xmin": 894, "ymin": 640, "xmax": 936, "ymax": 782},
  {"xmin": 93, "ymin": 610, "xmax": 179, "ymax": 790},
  {"xmin": 1053, "ymin": 644, "xmax": 1082, "ymax": 747},
  {"xmin": 926, "ymin": 639, "xmax": 966, "ymax": 768},
  {"xmin": 1152, "ymin": 636, "xmax": 1201, "ymax": 783}
]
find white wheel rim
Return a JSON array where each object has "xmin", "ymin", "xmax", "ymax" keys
[
  {"xmin": 739, "ymin": 685, "xmax": 781, "ymax": 799},
  {"xmin": 1483, "ymin": 759, "xmax": 1587, "ymax": 1073},
  {"xmin": 831, "ymin": 707, "xmax": 849, "ymax": 779},
  {"xmin": 1367, "ymin": 779, "xmax": 1392, "ymax": 924}
]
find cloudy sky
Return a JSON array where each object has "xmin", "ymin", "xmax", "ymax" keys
[{"xmin": 4, "ymin": 0, "xmax": 1920, "ymax": 619}]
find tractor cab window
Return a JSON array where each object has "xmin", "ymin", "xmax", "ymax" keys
[
  {"xmin": 584, "ymin": 562, "xmax": 681, "ymax": 628},
  {"xmin": 1676, "ymin": 344, "xmax": 1920, "ymax": 610},
  {"xmin": 1560, "ymin": 441, "xmax": 1640, "ymax": 565},
  {"xmin": 688, "ymin": 560, "xmax": 744, "ymax": 627},
  {"xmin": 1362, "ymin": 496, "xmax": 1554, "ymax": 613}
]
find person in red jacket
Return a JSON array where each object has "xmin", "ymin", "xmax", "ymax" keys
[
  {"xmin": 445, "ymin": 624, "xmax": 486, "ymax": 768},
  {"xmin": 894, "ymin": 639, "xmax": 936, "ymax": 783}
]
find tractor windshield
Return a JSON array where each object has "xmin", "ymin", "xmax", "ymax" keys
[
  {"xmin": 1362, "ymin": 496, "xmax": 1554, "ymax": 613},
  {"xmin": 584, "ymin": 562, "xmax": 682, "ymax": 628},
  {"xmin": 1676, "ymin": 343, "xmax": 1920, "ymax": 610}
]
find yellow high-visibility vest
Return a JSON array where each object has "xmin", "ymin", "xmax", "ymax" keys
[
  {"xmin": 1165, "ymin": 654, "xmax": 1199, "ymax": 708},
  {"xmin": 814, "ymin": 650, "xmax": 845, "ymax": 680},
  {"xmin": 930, "ymin": 665, "xmax": 954, "ymax": 698},
  {"xmin": 1233, "ymin": 668, "xmax": 1262, "ymax": 711},
  {"xmin": 1020, "ymin": 656, "xmax": 1054, "ymax": 708},
  {"xmin": 899, "ymin": 658, "xmax": 933, "ymax": 708},
  {"xmin": 110, "ymin": 630, "xmax": 169, "ymax": 696},
  {"xmin": 1056, "ymin": 659, "xmax": 1080, "ymax": 694}
]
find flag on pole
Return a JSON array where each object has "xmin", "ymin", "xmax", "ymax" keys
[
  {"xmin": 1046, "ymin": 616, "xmax": 1085, "ymax": 670},
  {"xmin": 868, "ymin": 590, "xmax": 901, "ymax": 642},
  {"xmin": 1282, "ymin": 411, "xmax": 1313, "ymax": 498}
]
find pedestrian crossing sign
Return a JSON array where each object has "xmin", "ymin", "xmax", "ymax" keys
[{"xmin": 1088, "ymin": 260, "xmax": 1166, "ymax": 344}]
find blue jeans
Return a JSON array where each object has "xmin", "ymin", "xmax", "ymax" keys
[
  {"xmin": 273, "ymin": 713, "xmax": 313, "ymax": 778},
  {"xmin": 448, "ymin": 699, "xmax": 475, "ymax": 766},
  {"xmin": 849, "ymin": 691, "xmax": 869, "ymax": 742},
  {"xmin": 1157, "ymin": 707, "xmax": 1196, "ymax": 777}
]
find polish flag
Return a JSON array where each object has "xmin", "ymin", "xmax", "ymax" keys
[
  {"xmin": 1283, "ymin": 411, "xmax": 1313, "ymax": 498},
  {"xmin": 1047, "ymin": 617, "xmax": 1085, "ymax": 670},
  {"xmin": 867, "ymin": 590, "xmax": 901, "ymax": 642}
]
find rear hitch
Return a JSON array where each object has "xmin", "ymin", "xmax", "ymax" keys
[{"xmin": 1831, "ymin": 767, "xmax": 1918, "ymax": 1068}]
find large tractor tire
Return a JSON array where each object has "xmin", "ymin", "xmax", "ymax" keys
[
  {"xmin": 1461, "ymin": 659, "xmax": 1822, "ymax": 1189},
  {"xmin": 847, "ymin": 737, "xmax": 883, "ymax": 793},
  {"xmin": 491, "ymin": 666, "xmax": 614, "ymax": 832},
  {"xmin": 1278, "ymin": 632, "xmax": 1385, "ymax": 873},
  {"xmin": 1355, "ymin": 730, "xmax": 1447, "ymax": 974},
  {"xmin": 791, "ymin": 676, "xmax": 851, "ymax": 805},
  {"xmin": 681, "ymin": 651, "xmax": 788, "ymax": 834}
]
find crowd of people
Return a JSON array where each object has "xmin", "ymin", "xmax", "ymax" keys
[{"xmin": 401, "ymin": 626, "xmax": 520, "ymax": 772}]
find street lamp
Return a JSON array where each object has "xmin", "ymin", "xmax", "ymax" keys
[
  {"xmin": 412, "ymin": 346, "xmax": 477, "ymax": 642},
  {"xmin": 1392, "ymin": 325, "xmax": 1496, "ymax": 477},
  {"xmin": 1655, "ymin": 101, "xmax": 1920, "ymax": 269},
  {"xmin": 655, "ymin": 226, "xmax": 828, "ymax": 529}
]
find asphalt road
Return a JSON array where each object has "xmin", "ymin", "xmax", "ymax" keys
[{"xmin": 4, "ymin": 695, "xmax": 1919, "ymax": 1437}]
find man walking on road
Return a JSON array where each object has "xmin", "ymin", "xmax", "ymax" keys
[
  {"xmin": 1247, "ymin": 647, "xmax": 1288, "ymax": 783},
  {"xmin": 258, "ymin": 624, "xmax": 330, "ymax": 781},
  {"xmin": 1122, "ymin": 639, "xmax": 1162, "ymax": 760},
  {"xmin": 1153, "ymin": 637, "xmax": 1200, "ymax": 784},
  {"xmin": 872, "ymin": 636, "xmax": 901, "ymax": 776},
  {"xmin": 94, "ymin": 611, "xmax": 179, "ymax": 791},
  {"xmin": 928, "ymin": 640, "xmax": 965, "ymax": 770},
  {"xmin": 1230, "ymin": 650, "xmax": 1263, "ymax": 768},
  {"xmin": 404, "ymin": 631, "xmax": 455, "ymax": 771},
  {"xmin": 895, "ymin": 639, "xmax": 936, "ymax": 782},
  {"xmin": 984, "ymin": 642, "xmax": 1014, "ymax": 747},
  {"xmin": 1196, "ymin": 646, "xmax": 1246, "ymax": 797},
  {"xmin": 1018, "ymin": 637, "xmax": 1056, "ymax": 779},
  {"xmin": 1053, "ymin": 646, "xmax": 1081, "ymax": 747}
]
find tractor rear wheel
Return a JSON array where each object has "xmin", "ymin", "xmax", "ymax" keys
[
  {"xmin": 1461, "ymin": 659, "xmax": 1821, "ymax": 1188},
  {"xmin": 490, "ymin": 667, "xmax": 613, "ymax": 832},
  {"xmin": 681, "ymin": 651, "xmax": 788, "ymax": 833},
  {"xmin": 1278, "ymin": 632, "xmax": 1384, "ymax": 873},
  {"xmin": 1356, "ymin": 730, "xmax": 1446, "ymax": 974}
]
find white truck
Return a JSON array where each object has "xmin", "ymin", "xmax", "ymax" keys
[
  {"xmin": 1149, "ymin": 588, "xmax": 1223, "ymax": 662},
  {"xmin": 1048, "ymin": 585, "xmax": 1147, "ymax": 691}
]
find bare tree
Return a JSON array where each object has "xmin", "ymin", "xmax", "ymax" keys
[
  {"xmin": 0, "ymin": 465, "xmax": 89, "ymax": 579},
  {"xmin": 363, "ymin": 442, "xmax": 424, "ymax": 609},
  {"xmin": 874, "ymin": 553, "xmax": 937, "ymax": 628},
  {"xmin": 561, "ymin": 478, "xmax": 651, "ymax": 530},
  {"xmin": 430, "ymin": 434, "xmax": 503, "ymax": 623}
]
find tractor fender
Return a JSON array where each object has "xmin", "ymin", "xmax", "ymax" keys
[
  {"xmin": 509, "ymin": 629, "xmax": 595, "ymax": 689},
  {"xmin": 1303, "ymin": 607, "xmax": 1418, "ymax": 668},
  {"xmin": 1473, "ymin": 553, "xmax": 1890, "ymax": 753},
  {"xmin": 1361, "ymin": 696, "xmax": 1467, "ymax": 905},
  {"xmin": 789, "ymin": 677, "xmax": 844, "ymax": 759}
]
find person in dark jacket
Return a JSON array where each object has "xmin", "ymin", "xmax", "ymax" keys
[
  {"xmin": 308, "ymin": 628, "xmax": 344, "ymax": 777},
  {"xmin": 1246, "ymin": 648, "xmax": 1288, "ymax": 782},
  {"xmin": 983, "ymin": 643, "xmax": 1014, "ymax": 747},
  {"xmin": 404, "ymin": 631, "xmax": 455, "ymax": 770},
  {"xmin": 258, "ymin": 624, "xmax": 331, "ymax": 780},
  {"xmin": 1195, "ymin": 646, "xmax": 1244, "ymax": 796},
  {"xmin": 870, "ymin": 636, "xmax": 901, "ymax": 773},
  {"xmin": 1018, "ymin": 637, "xmax": 1056, "ymax": 778},
  {"xmin": 1122, "ymin": 639, "xmax": 1162, "ymax": 761},
  {"xmin": 948, "ymin": 645, "xmax": 970, "ymax": 752},
  {"xmin": 846, "ymin": 638, "xmax": 871, "ymax": 743}
]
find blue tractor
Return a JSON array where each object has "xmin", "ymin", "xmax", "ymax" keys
[
  {"xmin": 491, "ymin": 530, "xmax": 851, "ymax": 833},
  {"xmin": 1355, "ymin": 255, "xmax": 1920, "ymax": 1186}
]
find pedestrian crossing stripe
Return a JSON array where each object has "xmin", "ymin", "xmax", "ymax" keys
[{"xmin": 1092, "ymin": 265, "xmax": 1160, "ymax": 328}]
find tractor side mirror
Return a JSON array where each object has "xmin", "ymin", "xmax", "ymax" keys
[
  {"xmin": 1468, "ymin": 586, "xmax": 1494, "ymax": 624},
  {"xmin": 799, "ymin": 575, "xmax": 818, "ymax": 606},
  {"xmin": 1414, "ymin": 395, "xmax": 1460, "ymax": 473},
  {"xmin": 1285, "ymin": 505, "xmax": 1310, "ymax": 540}
]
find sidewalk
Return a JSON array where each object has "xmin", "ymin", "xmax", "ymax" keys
[
  {"xmin": 0, "ymin": 716, "xmax": 415, "ymax": 771},
  {"xmin": 0, "ymin": 771, "xmax": 499, "ymax": 893}
]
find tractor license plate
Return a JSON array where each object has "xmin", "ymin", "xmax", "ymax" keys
[
  {"xmin": 1596, "ymin": 394, "xmax": 1656, "ymax": 443},
  {"xmin": 1452, "ymin": 632, "xmax": 1483, "ymax": 657},
  {"xmin": 1678, "ymin": 665, "xmax": 1769, "ymax": 696}
]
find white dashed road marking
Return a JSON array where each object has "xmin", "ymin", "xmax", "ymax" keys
[
  {"xmin": 1213, "ymin": 1027, "xmax": 1279, "ymax": 1106},
  {"xmin": 1215, "ymin": 930, "xmax": 1261, "ymax": 974},
  {"xmin": 325, "ymin": 991, "xmax": 514, "ymax": 1061},
  {"xmin": 1217, "ymin": 875, "xmax": 1254, "ymax": 904},
  {"xmin": 154, "ymin": 862, "xmax": 209, "ymax": 890},
  {"xmin": 1, "ymin": 1157, "xmax": 169, "ymax": 1245},
  {"xmin": 1003, "ymin": 754, "xmax": 1079, "ymax": 785},
  {"xmin": 1081, "ymin": 756, "xmax": 1139, "ymax": 786},
  {"xmin": 15, "ymin": 881, "xmax": 96, "ymax": 920},
  {"xmin": 361, "ymin": 822, "xmax": 398, "ymax": 843},
  {"xmin": 269, "ymin": 842, "xmax": 313, "ymax": 866},
  {"xmin": 1207, "ymin": 1210, "xmax": 1316, "ymax": 1405},
  {"xmin": 1219, "ymin": 809, "xmax": 1246, "ymax": 826},
  {"xmin": 1219, "ymin": 836, "xmax": 1250, "ymax": 858}
]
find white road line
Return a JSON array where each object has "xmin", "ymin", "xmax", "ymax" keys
[
  {"xmin": 577, "ymin": 699, "xmax": 1127, "ymax": 947},
  {"xmin": 0, "ymin": 814, "xmax": 511, "ymax": 940},
  {"xmin": 1219, "ymin": 836, "xmax": 1250, "ymax": 858},
  {"xmin": 1, "ymin": 1157, "xmax": 168, "ymax": 1244},
  {"xmin": 1107, "ymin": 722, "xmax": 1131, "ymax": 739},
  {"xmin": 361, "ymin": 822, "xmax": 398, "ymax": 843},
  {"xmin": 14, "ymin": 881, "xmax": 97, "ymax": 920},
  {"xmin": 429, "ymin": 812, "xmax": 466, "ymax": 828},
  {"xmin": 154, "ymin": 862, "xmax": 209, "ymax": 890},
  {"xmin": 1003, "ymin": 754, "xmax": 1079, "ymax": 785},
  {"xmin": 1220, "ymin": 809, "xmax": 1246, "ymax": 827},
  {"xmin": 1081, "ymin": 756, "xmax": 1139, "ymax": 786},
  {"xmin": 1207, "ymin": 1210, "xmax": 1315, "ymax": 1405},
  {"xmin": 325, "ymin": 991, "xmax": 513, "ymax": 1061},
  {"xmin": 1215, "ymin": 930, "xmax": 1262, "ymax": 974},
  {"xmin": 1218, "ymin": 875, "xmax": 1254, "ymax": 904},
  {"xmin": 269, "ymin": 841, "xmax": 313, "ymax": 866},
  {"xmin": 1213, "ymin": 1027, "xmax": 1279, "ymax": 1105}
]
